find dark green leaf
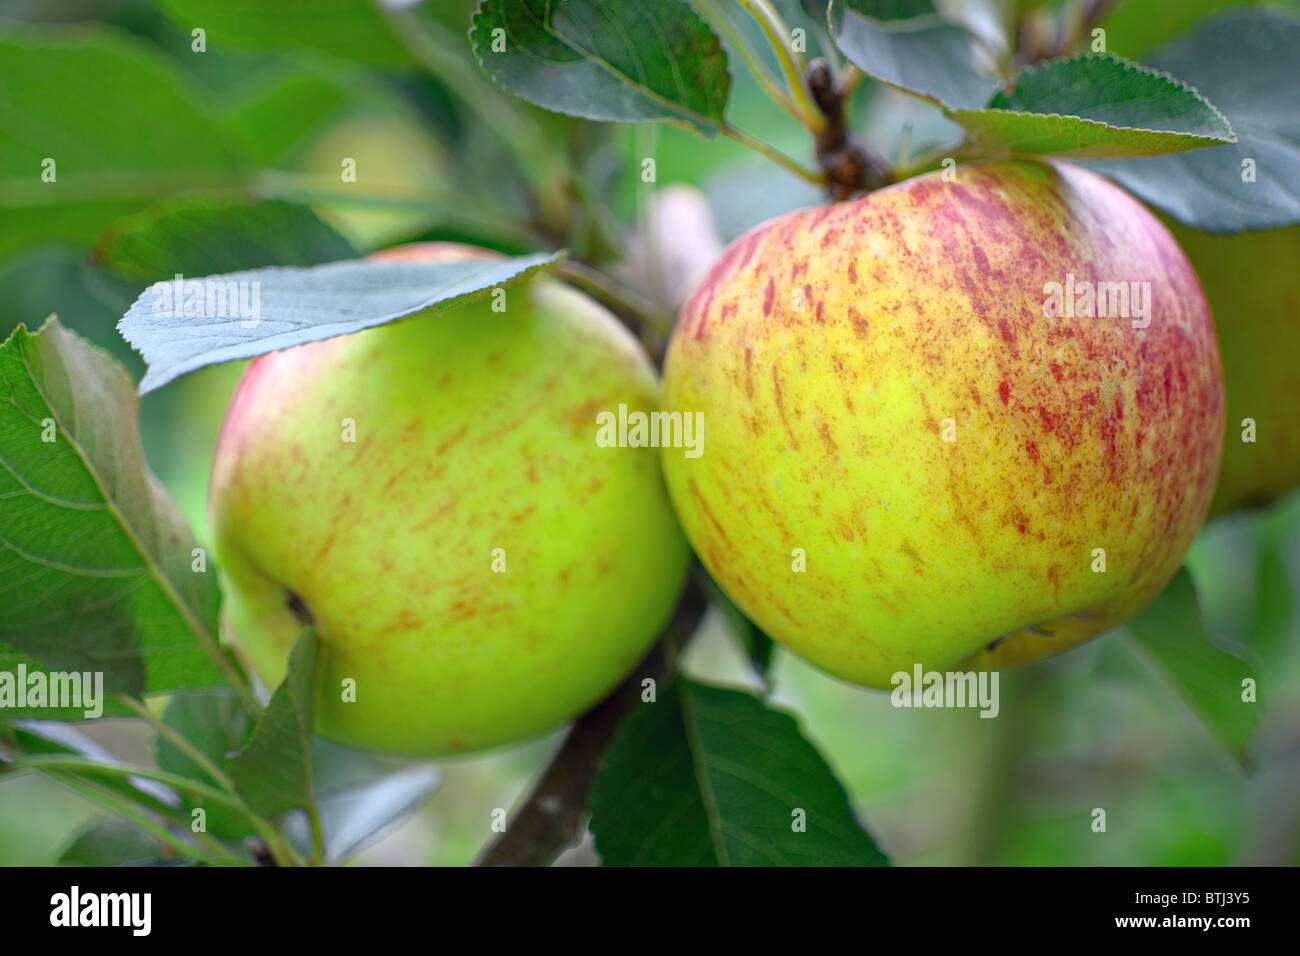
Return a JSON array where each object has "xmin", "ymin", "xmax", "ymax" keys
[
  {"xmin": 0, "ymin": 25, "xmax": 245, "ymax": 263},
  {"xmin": 590, "ymin": 679, "xmax": 889, "ymax": 866},
  {"xmin": 1086, "ymin": 10, "xmax": 1300, "ymax": 231},
  {"xmin": 96, "ymin": 200, "xmax": 356, "ymax": 284},
  {"xmin": 227, "ymin": 629, "xmax": 319, "ymax": 819},
  {"xmin": 59, "ymin": 818, "xmax": 165, "ymax": 866},
  {"xmin": 158, "ymin": 690, "xmax": 254, "ymax": 839},
  {"xmin": 0, "ymin": 320, "xmax": 224, "ymax": 694},
  {"xmin": 0, "ymin": 647, "xmax": 132, "ymax": 721},
  {"xmin": 1123, "ymin": 569, "xmax": 1258, "ymax": 762},
  {"xmin": 951, "ymin": 55, "xmax": 1235, "ymax": 158},
  {"xmin": 471, "ymin": 0, "xmax": 731, "ymax": 133},
  {"xmin": 118, "ymin": 250, "xmax": 565, "ymax": 393}
]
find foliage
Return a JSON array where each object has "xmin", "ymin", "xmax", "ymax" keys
[{"xmin": 0, "ymin": 0, "xmax": 1296, "ymax": 868}]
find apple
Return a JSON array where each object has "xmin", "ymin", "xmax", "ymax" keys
[
  {"xmin": 208, "ymin": 243, "xmax": 690, "ymax": 755},
  {"xmin": 660, "ymin": 160, "xmax": 1224, "ymax": 686},
  {"xmin": 1165, "ymin": 223, "xmax": 1300, "ymax": 516}
]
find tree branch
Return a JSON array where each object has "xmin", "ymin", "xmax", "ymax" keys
[{"xmin": 474, "ymin": 574, "xmax": 709, "ymax": 866}]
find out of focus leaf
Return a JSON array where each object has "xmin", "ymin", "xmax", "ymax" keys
[
  {"xmin": 1086, "ymin": 10, "xmax": 1300, "ymax": 231},
  {"xmin": 154, "ymin": 0, "xmax": 416, "ymax": 68},
  {"xmin": 0, "ymin": 25, "xmax": 245, "ymax": 263},
  {"xmin": 59, "ymin": 818, "xmax": 166, "ymax": 866},
  {"xmin": 1123, "ymin": 569, "xmax": 1258, "ymax": 763},
  {"xmin": 97, "ymin": 200, "xmax": 356, "ymax": 284}
]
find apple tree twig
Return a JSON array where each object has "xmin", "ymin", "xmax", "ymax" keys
[{"xmin": 474, "ymin": 574, "xmax": 709, "ymax": 866}]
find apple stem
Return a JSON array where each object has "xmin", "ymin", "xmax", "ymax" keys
[{"xmin": 805, "ymin": 59, "xmax": 894, "ymax": 201}]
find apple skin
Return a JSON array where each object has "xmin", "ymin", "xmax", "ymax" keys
[
  {"xmin": 661, "ymin": 160, "xmax": 1224, "ymax": 687},
  {"xmin": 209, "ymin": 243, "xmax": 690, "ymax": 755},
  {"xmin": 1165, "ymin": 223, "xmax": 1300, "ymax": 516}
]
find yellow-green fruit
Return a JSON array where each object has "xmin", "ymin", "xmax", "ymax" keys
[
  {"xmin": 209, "ymin": 243, "xmax": 689, "ymax": 755},
  {"xmin": 1171, "ymin": 224, "xmax": 1300, "ymax": 515},
  {"xmin": 661, "ymin": 161, "xmax": 1224, "ymax": 687}
]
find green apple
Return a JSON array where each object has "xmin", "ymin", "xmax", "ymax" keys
[
  {"xmin": 209, "ymin": 243, "xmax": 690, "ymax": 755},
  {"xmin": 1168, "ymin": 224, "xmax": 1300, "ymax": 515},
  {"xmin": 661, "ymin": 160, "xmax": 1224, "ymax": 687}
]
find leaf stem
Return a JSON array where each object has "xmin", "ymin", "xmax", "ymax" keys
[
  {"xmin": 721, "ymin": 123, "xmax": 826, "ymax": 185},
  {"xmin": 739, "ymin": 0, "xmax": 826, "ymax": 132},
  {"xmin": 114, "ymin": 694, "xmax": 238, "ymax": 796},
  {"xmin": 694, "ymin": 0, "xmax": 806, "ymax": 126},
  {"xmin": 554, "ymin": 259, "xmax": 673, "ymax": 340},
  {"xmin": 3, "ymin": 753, "xmax": 301, "ymax": 866},
  {"xmin": 50, "ymin": 772, "xmax": 220, "ymax": 863},
  {"xmin": 308, "ymin": 805, "xmax": 325, "ymax": 866}
]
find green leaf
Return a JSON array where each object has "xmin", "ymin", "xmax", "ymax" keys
[
  {"xmin": 0, "ymin": 248, "xmax": 141, "ymax": 373},
  {"xmin": 950, "ymin": 55, "xmax": 1235, "ymax": 158},
  {"xmin": 118, "ymin": 250, "xmax": 565, "ymax": 393},
  {"xmin": 589, "ymin": 679, "xmax": 889, "ymax": 866},
  {"xmin": 154, "ymin": 0, "xmax": 418, "ymax": 69},
  {"xmin": 227, "ymin": 629, "xmax": 319, "ymax": 819},
  {"xmin": 284, "ymin": 765, "xmax": 441, "ymax": 864},
  {"xmin": 219, "ymin": 68, "xmax": 357, "ymax": 168},
  {"xmin": 829, "ymin": 3, "xmax": 1235, "ymax": 160},
  {"xmin": 471, "ymin": 0, "xmax": 731, "ymax": 133},
  {"xmin": 1245, "ymin": 508, "xmax": 1297, "ymax": 671},
  {"xmin": 157, "ymin": 690, "xmax": 254, "ymax": 839},
  {"xmin": 0, "ymin": 25, "xmax": 245, "ymax": 264},
  {"xmin": 1122, "ymin": 569, "xmax": 1258, "ymax": 763},
  {"xmin": 96, "ymin": 199, "xmax": 357, "ymax": 284},
  {"xmin": 58, "ymin": 818, "xmax": 166, "ymax": 866},
  {"xmin": 1086, "ymin": 10, "xmax": 1300, "ymax": 231},
  {"xmin": 829, "ymin": 0, "xmax": 997, "ymax": 110},
  {"xmin": 0, "ymin": 319, "xmax": 224, "ymax": 695}
]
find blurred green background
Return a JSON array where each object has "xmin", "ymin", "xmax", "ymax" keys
[{"xmin": 1, "ymin": 0, "xmax": 1297, "ymax": 866}]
